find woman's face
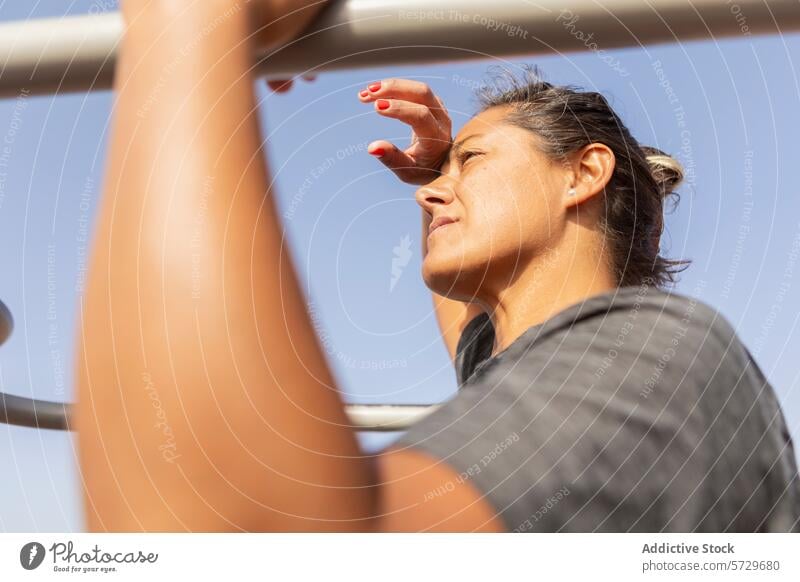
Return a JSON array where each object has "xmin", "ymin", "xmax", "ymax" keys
[{"xmin": 416, "ymin": 106, "xmax": 569, "ymax": 303}]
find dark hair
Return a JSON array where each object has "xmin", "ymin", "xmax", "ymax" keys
[{"xmin": 473, "ymin": 64, "xmax": 691, "ymax": 289}]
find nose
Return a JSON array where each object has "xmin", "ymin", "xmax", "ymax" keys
[{"xmin": 415, "ymin": 180, "xmax": 455, "ymax": 215}]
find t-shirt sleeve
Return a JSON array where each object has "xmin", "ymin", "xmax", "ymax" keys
[{"xmin": 393, "ymin": 295, "xmax": 800, "ymax": 532}]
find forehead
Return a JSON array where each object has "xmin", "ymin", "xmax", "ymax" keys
[{"xmin": 454, "ymin": 105, "xmax": 514, "ymax": 142}]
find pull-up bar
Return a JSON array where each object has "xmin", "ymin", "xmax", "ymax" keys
[
  {"xmin": 1, "ymin": 0, "xmax": 799, "ymax": 97},
  {"xmin": 0, "ymin": 0, "xmax": 798, "ymax": 433},
  {"xmin": 0, "ymin": 300, "xmax": 437, "ymax": 432}
]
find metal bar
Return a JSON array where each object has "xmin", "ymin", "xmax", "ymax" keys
[
  {"xmin": 0, "ymin": 393, "xmax": 72, "ymax": 431},
  {"xmin": 1, "ymin": 0, "xmax": 798, "ymax": 97},
  {"xmin": 0, "ymin": 299, "xmax": 11, "ymax": 345},
  {"xmin": 0, "ymin": 301, "xmax": 73, "ymax": 431},
  {"xmin": 345, "ymin": 404, "xmax": 438, "ymax": 431},
  {"xmin": 0, "ymin": 299, "xmax": 437, "ymax": 432},
  {"xmin": 0, "ymin": 396, "xmax": 437, "ymax": 432},
  {"xmin": 0, "ymin": 260, "xmax": 437, "ymax": 430}
]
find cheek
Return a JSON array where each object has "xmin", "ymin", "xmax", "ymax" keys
[
  {"xmin": 423, "ymin": 165, "xmax": 558, "ymax": 282},
  {"xmin": 465, "ymin": 184, "xmax": 552, "ymax": 257}
]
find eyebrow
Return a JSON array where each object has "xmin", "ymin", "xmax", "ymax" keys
[{"xmin": 449, "ymin": 134, "xmax": 486, "ymax": 158}]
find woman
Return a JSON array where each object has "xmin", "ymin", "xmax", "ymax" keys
[
  {"xmin": 372, "ymin": 73, "xmax": 800, "ymax": 532},
  {"xmin": 76, "ymin": 0, "xmax": 800, "ymax": 532}
]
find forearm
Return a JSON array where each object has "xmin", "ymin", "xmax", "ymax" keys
[{"xmin": 76, "ymin": 0, "xmax": 375, "ymax": 531}]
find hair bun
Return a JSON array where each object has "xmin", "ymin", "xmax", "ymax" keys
[{"xmin": 642, "ymin": 146, "xmax": 684, "ymax": 198}]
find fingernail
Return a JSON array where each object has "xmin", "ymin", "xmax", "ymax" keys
[
  {"xmin": 368, "ymin": 82, "xmax": 381, "ymax": 92},
  {"xmin": 376, "ymin": 99, "xmax": 390, "ymax": 110},
  {"xmin": 359, "ymin": 90, "xmax": 368, "ymax": 98},
  {"xmin": 370, "ymin": 148, "xmax": 386, "ymax": 157}
]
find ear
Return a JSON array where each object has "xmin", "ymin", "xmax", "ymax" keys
[{"xmin": 564, "ymin": 143, "xmax": 615, "ymax": 207}]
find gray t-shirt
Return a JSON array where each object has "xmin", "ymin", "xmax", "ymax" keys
[{"xmin": 394, "ymin": 284, "xmax": 800, "ymax": 532}]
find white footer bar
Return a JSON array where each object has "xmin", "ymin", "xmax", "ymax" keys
[{"xmin": 1, "ymin": 533, "xmax": 798, "ymax": 581}]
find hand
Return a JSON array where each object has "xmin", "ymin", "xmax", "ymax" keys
[
  {"xmin": 358, "ymin": 79, "xmax": 453, "ymax": 185},
  {"xmin": 253, "ymin": 1, "xmax": 326, "ymax": 93},
  {"xmin": 122, "ymin": 1, "xmax": 330, "ymax": 50},
  {"xmin": 249, "ymin": 0, "xmax": 331, "ymax": 51},
  {"xmin": 266, "ymin": 74, "xmax": 317, "ymax": 93}
]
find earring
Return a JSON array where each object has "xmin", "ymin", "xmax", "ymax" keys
[{"xmin": 567, "ymin": 188, "xmax": 577, "ymax": 197}]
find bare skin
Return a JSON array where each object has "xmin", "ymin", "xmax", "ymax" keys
[
  {"xmin": 353, "ymin": 77, "xmax": 487, "ymax": 362},
  {"xmin": 413, "ymin": 105, "xmax": 619, "ymax": 357},
  {"xmin": 76, "ymin": 0, "xmax": 617, "ymax": 532},
  {"xmin": 76, "ymin": 0, "xmax": 504, "ymax": 532},
  {"xmin": 357, "ymin": 80, "xmax": 618, "ymax": 358}
]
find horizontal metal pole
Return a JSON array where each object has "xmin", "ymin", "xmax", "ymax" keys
[
  {"xmin": 0, "ymin": 299, "xmax": 11, "ymax": 346},
  {"xmin": 1, "ymin": 0, "xmax": 799, "ymax": 97},
  {"xmin": 0, "ymin": 393, "xmax": 72, "ymax": 431},
  {"xmin": 345, "ymin": 404, "xmax": 438, "ymax": 431},
  {"xmin": 1, "ymin": 302, "xmax": 435, "ymax": 432},
  {"xmin": 0, "ymin": 395, "xmax": 437, "ymax": 432}
]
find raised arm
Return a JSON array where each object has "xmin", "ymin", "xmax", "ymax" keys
[
  {"xmin": 75, "ymin": 0, "xmax": 375, "ymax": 531},
  {"xmin": 76, "ymin": 2, "xmax": 503, "ymax": 532},
  {"xmin": 359, "ymin": 79, "xmax": 484, "ymax": 364}
]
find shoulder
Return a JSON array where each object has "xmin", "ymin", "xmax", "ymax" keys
[
  {"xmin": 615, "ymin": 285, "xmax": 751, "ymax": 377},
  {"xmin": 585, "ymin": 284, "xmax": 730, "ymax": 338},
  {"xmin": 554, "ymin": 285, "xmax": 757, "ymax": 402},
  {"xmin": 393, "ymin": 285, "xmax": 798, "ymax": 531},
  {"xmin": 630, "ymin": 285, "xmax": 732, "ymax": 337},
  {"xmin": 565, "ymin": 284, "xmax": 745, "ymax": 372}
]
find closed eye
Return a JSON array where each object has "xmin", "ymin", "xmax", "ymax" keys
[{"xmin": 457, "ymin": 149, "xmax": 482, "ymax": 165}]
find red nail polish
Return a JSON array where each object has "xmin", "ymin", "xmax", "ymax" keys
[
  {"xmin": 359, "ymin": 90, "xmax": 368, "ymax": 97},
  {"xmin": 376, "ymin": 99, "xmax": 390, "ymax": 110},
  {"xmin": 368, "ymin": 82, "xmax": 381, "ymax": 92},
  {"xmin": 370, "ymin": 148, "xmax": 386, "ymax": 157}
]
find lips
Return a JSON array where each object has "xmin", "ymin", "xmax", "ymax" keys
[{"xmin": 428, "ymin": 216, "xmax": 457, "ymax": 236}]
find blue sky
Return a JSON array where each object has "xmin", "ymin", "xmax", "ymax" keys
[{"xmin": 1, "ymin": 1, "xmax": 799, "ymax": 532}]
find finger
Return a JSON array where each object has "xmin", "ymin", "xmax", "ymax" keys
[
  {"xmin": 372, "ymin": 99, "xmax": 448, "ymax": 145},
  {"xmin": 367, "ymin": 140, "xmax": 440, "ymax": 185},
  {"xmin": 302, "ymin": 74, "xmax": 317, "ymax": 82},
  {"xmin": 267, "ymin": 79, "xmax": 294, "ymax": 93},
  {"xmin": 359, "ymin": 78, "xmax": 450, "ymax": 127}
]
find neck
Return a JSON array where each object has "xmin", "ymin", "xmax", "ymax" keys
[{"xmin": 481, "ymin": 235, "xmax": 617, "ymax": 358}]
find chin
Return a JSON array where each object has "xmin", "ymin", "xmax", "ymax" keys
[{"xmin": 422, "ymin": 254, "xmax": 485, "ymax": 302}]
